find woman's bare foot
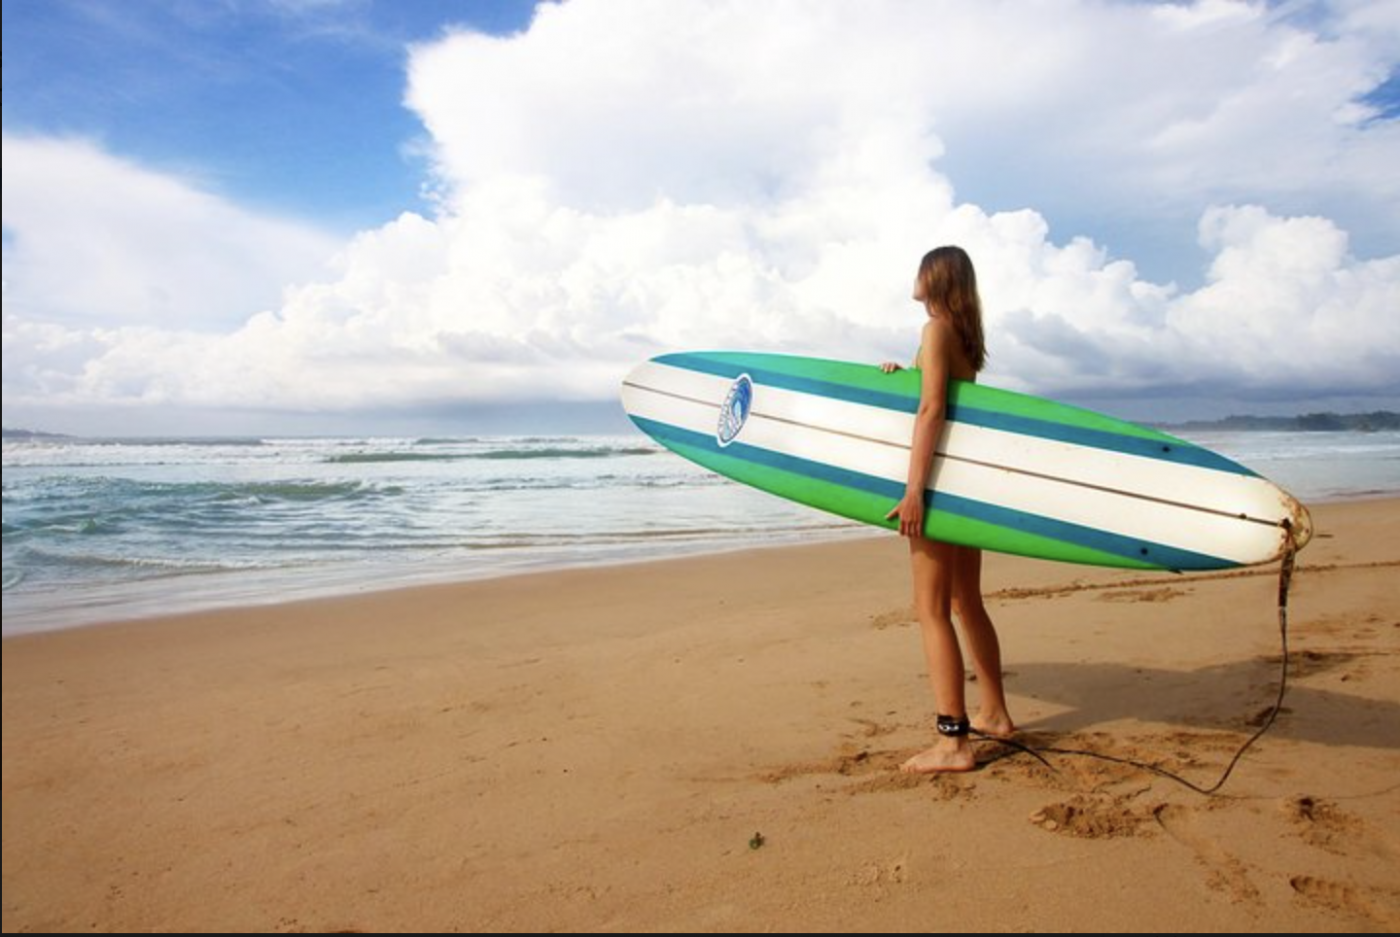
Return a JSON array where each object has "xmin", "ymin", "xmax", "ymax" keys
[
  {"xmin": 900, "ymin": 738, "xmax": 976, "ymax": 774},
  {"xmin": 972, "ymin": 710, "xmax": 1015, "ymax": 739}
]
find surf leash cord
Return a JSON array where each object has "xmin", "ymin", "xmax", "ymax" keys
[{"xmin": 979, "ymin": 519, "xmax": 1300, "ymax": 796}]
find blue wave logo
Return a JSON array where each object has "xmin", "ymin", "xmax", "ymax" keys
[{"xmin": 717, "ymin": 373, "xmax": 754, "ymax": 447}]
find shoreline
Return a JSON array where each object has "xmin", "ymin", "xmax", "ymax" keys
[
  {"xmin": 4, "ymin": 498, "xmax": 1398, "ymax": 931},
  {"xmin": 5, "ymin": 491, "xmax": 1395, "ymax": 639},
  {"xmin": 0, "ymin": 522, "xmax": 876, "ymax": 638}
]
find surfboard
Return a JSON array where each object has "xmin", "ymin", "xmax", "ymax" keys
[{"xmin": 620, "ymin": 351, "xmax": 1312, "ymax": 571}]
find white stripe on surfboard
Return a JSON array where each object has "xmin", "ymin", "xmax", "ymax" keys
[
  {"xmin": 626, "ymin": 361, "xmax": 1294, "ymax": 528},
  {"xmin": 621, "ymin": 376, "xmax": 1289, "ymax": 565}
]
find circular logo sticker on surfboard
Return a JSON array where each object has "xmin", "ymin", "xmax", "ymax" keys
[{"xmin": 717, "ymin": 374, "xmax": 753, "ymax": 447}]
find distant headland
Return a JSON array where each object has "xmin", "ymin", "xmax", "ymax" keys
[
  {"xmin": 1163, "ymin": 411, "xmax": 1399, "ymax": 432},
  {"xmin": 1, "ymin": 428, "xmax": 73, "ymax": 440}
]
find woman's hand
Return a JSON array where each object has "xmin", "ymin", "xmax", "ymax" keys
[
  {"xmin": 879, "ymin": 361, "xmax": 903, "ymax": 373},
  {"xmin": 885, "ymin": 489, "xmax": 925, "ymax": 539}
]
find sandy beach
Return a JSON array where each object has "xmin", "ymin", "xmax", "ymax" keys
[{"xmin": 3, "ymin": 497, "xmax": 1397, "ymax": 932}]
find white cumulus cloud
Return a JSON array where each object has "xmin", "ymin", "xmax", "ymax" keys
[
  {"xmin": 3, "ymin": 0, "xmax": 1398, "ymax": 432},
  {"xmin": 2, "ymin": 135, "xmax": 340, "ymax": 332}
]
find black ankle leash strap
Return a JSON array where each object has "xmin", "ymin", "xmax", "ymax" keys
[{"xmin": 936, "ymin": 714, "xmax": 971, "ymax": 737}]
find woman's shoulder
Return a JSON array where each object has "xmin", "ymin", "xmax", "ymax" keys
[
  {"xmin": 919, "ymin": 315, "xmax": 975, "ymax": 378},
  {"xmin": 920, "ymin": 315, "xmax": 956, "ymax": 346},
  {"xmin": 914, "ymin": 318, "xmax": 945, "ymax": 368}
]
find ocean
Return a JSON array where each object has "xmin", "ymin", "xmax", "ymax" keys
[{"xmin": 4, "ymin": 428, "xmax": 1397, "ymax": 634}]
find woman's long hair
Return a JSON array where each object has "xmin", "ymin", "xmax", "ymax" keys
[{"xmin": 917, "ymin": 246, "xmax": 987, "ymax": 373}]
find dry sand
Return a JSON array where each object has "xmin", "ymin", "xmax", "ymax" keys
[{"xmin": 4, "ymin": 498, "xmax": 1398, "ymax": 932}]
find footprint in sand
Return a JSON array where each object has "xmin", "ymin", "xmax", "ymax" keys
[
  {"xmin": 1028, "ymin": 794, "xmax": 1156, "ymax": 838},
  {"xmin": 1282, "ymin": 795, "xmax": 1361, "ymax": 854},
  {"xmin": 848, "ymin": 717, "xmax": 899, "ymax": 739},
  {"xmin": 1290, "ymin": 875, "xmax": 1400, "ymax": 930},
  {"xmin": 869, "ymin": 608, "xmax": 914, "ymax": 629},
  {"xmin": 1154, "ymin": 804, "xmax": 1261, "ymax": 903},
  {"xmin": 848, "ymin": 857, "xmax": 909, "ymax": 887}
]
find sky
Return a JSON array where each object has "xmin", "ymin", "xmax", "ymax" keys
[{"xmin": 3, "ymin": 0, "xmax": 1398, "ymax": 437}]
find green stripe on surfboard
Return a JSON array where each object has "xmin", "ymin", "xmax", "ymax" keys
[{"xmin": 658, "ymin": 434, "xmax": 1160, "ymax": 570}]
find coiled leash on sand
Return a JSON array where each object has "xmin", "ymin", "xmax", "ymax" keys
[{"xmin": 978, "ymin": 519, "xmax": 1301, "ymax": 796}]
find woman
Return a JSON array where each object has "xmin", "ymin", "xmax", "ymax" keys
[{"xmin": 881, "ymin": 246, "xmax": 1014, "ymax": 773}]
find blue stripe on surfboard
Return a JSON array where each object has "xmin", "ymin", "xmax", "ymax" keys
[
  {"xmin": 951, "ymin": 404, "xmax": 1253, "ymax": 476},
  {"xmin": 629, "ymin": 414, "xmax": 1236, "ymax": 571},
  {"xmin": 657, "ymin": 352, "xmax": 919, "ymax": 412},
  {"xmin": 656, "ymin": 352, "xmax": 1253, "ymax": 477}
]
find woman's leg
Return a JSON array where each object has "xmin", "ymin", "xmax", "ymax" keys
[
  {"xmin": 902, "ymin": 534, "xmax": 975, "ymax": 773},
  {"xmin": 951, "ymin": 546, "xmax": 1014, "ymax": 737}
]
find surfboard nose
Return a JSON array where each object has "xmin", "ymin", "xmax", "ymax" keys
[{"xmin": 619, "ymin": 359, "xmax": 653, "ymax": 420}]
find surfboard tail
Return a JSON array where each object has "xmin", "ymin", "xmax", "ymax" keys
[{"xmin": 1284, "ymin": 494, "xmax": 1314, "ymax": 555}]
